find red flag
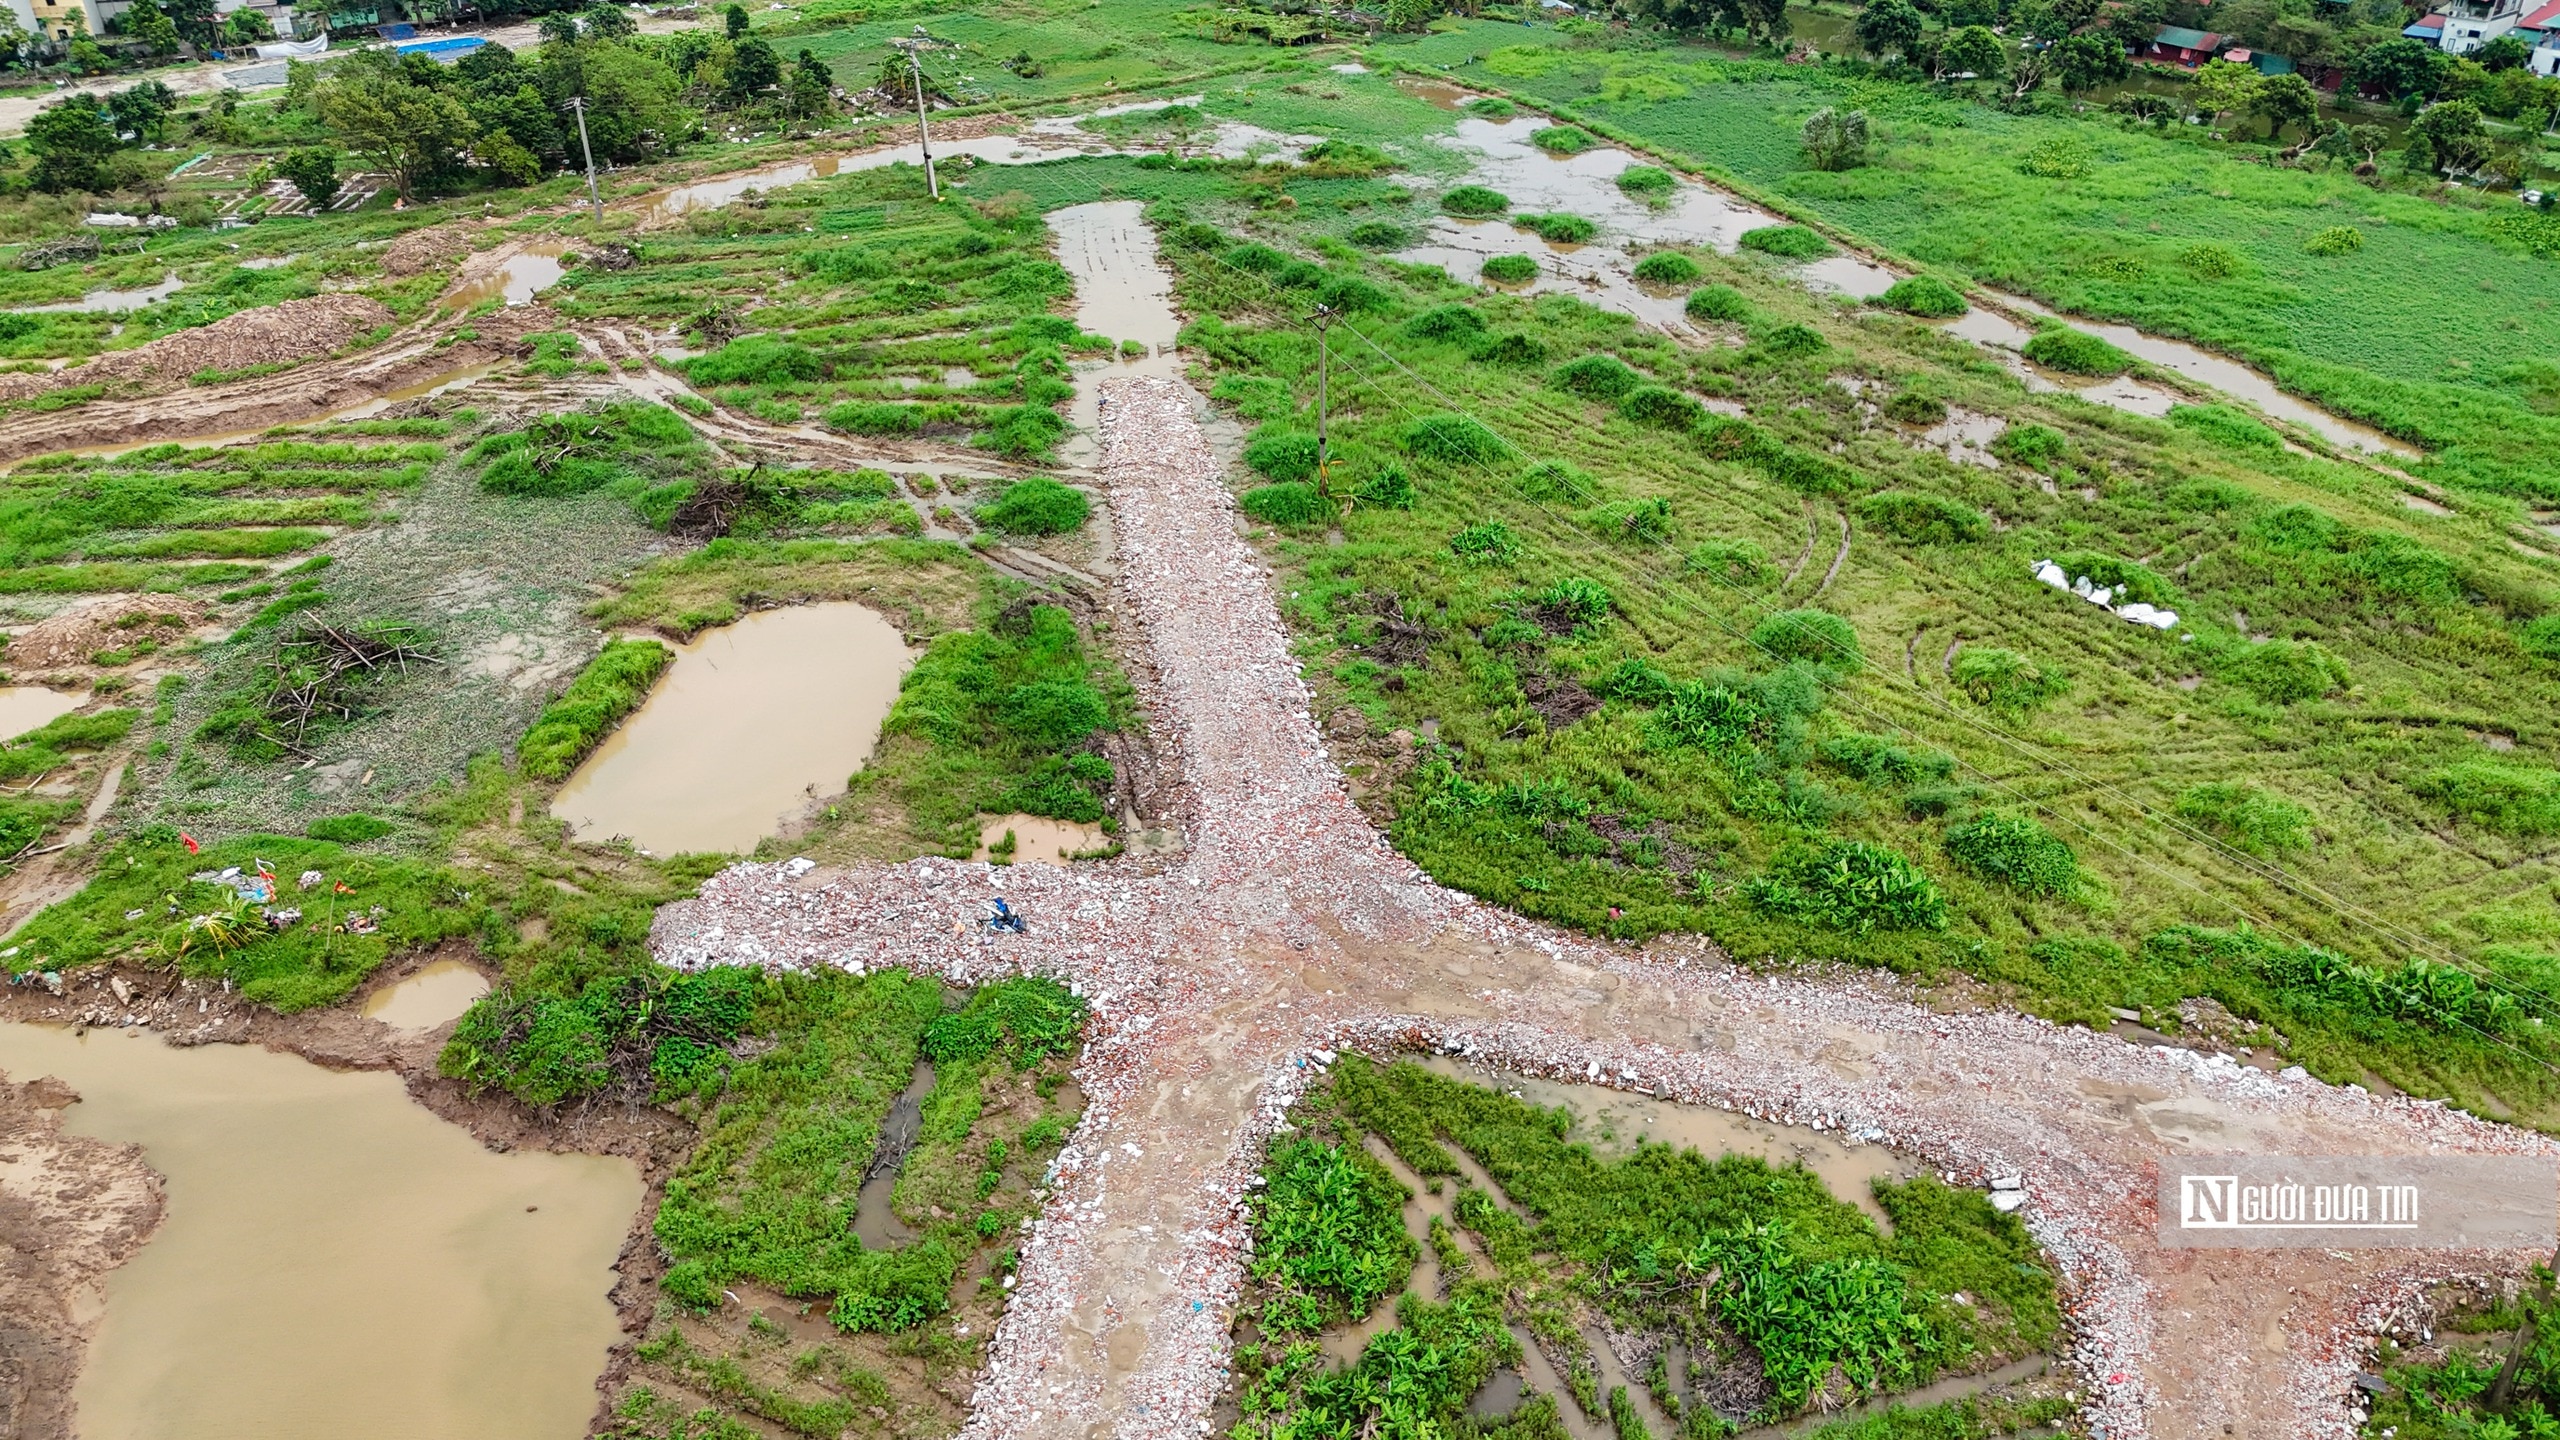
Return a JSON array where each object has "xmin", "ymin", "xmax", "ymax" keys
[{"xmin": 180, "ymin": 832, "xmax": 199, "ymax": 854}]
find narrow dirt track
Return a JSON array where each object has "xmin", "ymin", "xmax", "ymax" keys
[{"xmin": 653, "ymin": 375, "xmax": 2560, "ymax": 1440}]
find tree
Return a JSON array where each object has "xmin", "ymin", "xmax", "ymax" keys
[
  {"xmin": 284, "ymin": 57, "xmax": 322, "ymax": 111},
  {"xmin": 1800, "ymin": 105, "xmax": 1871, "ymax": 169},
  {"xmin": 1939, "ymin": 23, "xmax": 2007, "ymax": 79},
  {"xmin": 1944, "ymin": 0, "xmax": 1996, "ymax": 27},
  {"xmin": 2351, "ymin": 36, "xmax": 2446, "ymax": 101},
  {"xmin": 2191, "ymin": 56, "xmax": 2263, "ymax": 128},
  {"xmin": 106, "ymin": 81, "xmax": 177, "ymax": 140},
  {"xmin": 1386, "ymin": 0, "xmax": 1438, "ymax": 31},
  {"xmin": 2411, "ymin": 97, "xmax": 2493, "ymax": 173},
  {"xmin": 0, "ymin": 10, "xmax": 26, "ymax": 69},
  {"xmin": 1736, "ymin": 0, "xmax": 1790, "ymax": 45},
  {"xmin": 2478, "ymin": 33, "xmax": 2531, "ymax": 72},
  {"xmin": 2253, "ymin": 70, "xmax": 2320, "ymax": 142},
  {"xmin": 25, "ymin": 97, "xmax": 120, "ymax": 193},
  {"xmin": 539, "ymin": 11, "xmax": 583, "ymax": 45},
  {"xmin": 541, "ymin": 40, "xmax": 687, "ymax": 161},
  {"xmin": 2008, "ymin": 36, "xmax": 2054, "ymax": 98},
  {"xmin": 787, "ymin": 48, "xmax": 832, "ymax": 119},
  {"xmin": 161, "ymin": 0, "xmax": 217, "ymax": 50},
  {"xmin": 222, "ymin": 7, "xmax": 275, "ymax": 44},
  {"xmin": 723, "ymin": 2, "xmax": 749, "ymax": 37},
  {"xmin": 276, "ymin": 145, "xmax": 340, "ymax": 208},
  {"xmin": 724, "ymin": 35, "xmax": 781, "ymax": 105},
  {"xmin": 1854, "ymin": 0, "xmax": 1926, "ymax": 63},
  {"xmin": 123, "ymin": 0, "xmax": 182, "ymax": 56},
  {"xmin": 2053, "ymin": 30, "xmax": 2128, "ymax": 95},
  {"xmin": 584, "ymin": 3, "xmax": 636, "ymax": 38},
  {"xmin": 316, "ymin": 67, "xmax": 478, "ymax": 200},
  {"xmin": 291, "ymin": 0, "xmax": 332, "ymax": 38}
]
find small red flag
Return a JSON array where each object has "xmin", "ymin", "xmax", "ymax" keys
[{"xmin": 180, "ymin": 832, "xmax": 199, "ymax": 854}]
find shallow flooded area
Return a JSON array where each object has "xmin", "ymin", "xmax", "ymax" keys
[
  {"xmin": 360, "ymin": 959, "xmax": 490, "ymax": 1030},
  {"xmin": 1049, "ymin": 199, "xmax": 1189, "ymax": 470},
  {"xmin": 9, "ymin": 274, "xmax": 186, "ymax": 314},
  {"xmin": 552, "ymin": 603, "xmax": 916, "ymax": 855},
  {"xmin": 0, "ymin": 685, "xmax": 85, "ymax": 741},
  {"xmin": 445, "ymin": 242, "xmax": 573, "ymax": 309},
  {"xmin": 0, "ymin": 1022, "xmax": 638, "ymax": 1440},
  {"xmin": 973, "ymin": 813, "xmax": 1106, "ymax": 866}
]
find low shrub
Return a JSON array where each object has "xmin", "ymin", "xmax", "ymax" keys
[
  {"xmin": 1479, "ymin": 253, "xmax": 1539, "ymax": 284},
  {"xmin": 1944, "ymin": 814, "xmax": 2079, "ymax": 897},
  {"xmin": 1685, "ymin": 284, "xmax": 1752, "ymax": 322},
  {"xmin": 1877, "ymin": 275, "xmax": 1968, "ymax": 317},
  {"xmin": 1757, "ymin": 323, "xmax": 1828, "ymax": 357},
  {"xmin": 1620, "ymin": 385, "xmax": 1705, "ymax": 430},
  {"xmin": 1616, "ymin": 164, "xmax": 1676, "ymax": 199},
  {"xmin": 2169, "ymin": 403, "xmax": 2282, "ymax": 452},
  {"xmin": 2415, "ymin": 761, "xmax": 2560, "ymax": 836},
  {"xmin": 1355, "ymin": 465, "xmax": 1415, "ymax": 509},
  {"xmin": 1530, "ymin": 124, "xmax": 1596, "ymax": 153},
  {"xmin": 977, "ymin": 405, "xmax": 1067, "ymax": 459},
  {"xmin": 2178, "ymin": 243, "xmax": 2246, "ymax": 279},
  {"xmin": 686, "ymin": 336, "xmax": 824, "ymax": 386},
  {"xmin": 520, "ymin": 639, "xmax": 674, "ymax": 781},
  {"xmin": 2047, "ymin": 551, "xmax": 2176, "ymax": 607},
  {"xmin": 2021, "ymin": 327, "xmax": 2131, "ymax": 377},
  {"xmin": 1240, "ymin": 482, "xmax": 1331, "ymax": 527},
  {"xmin": 307, "ymin": 813, "xmax": 393, "ymax": 843},
  {"xmin": 1225, "ymin": 242, "xmax": 1291, "ymax": 273},
  {"xmin": 1319, "ymin": 275, "xmax": 1396, "ymax": 314},
  {"xmin": 1405, "ymin": 304, "xmax": 1488, "ymax": 342},
  {"xmin": 1517, "ymin": 212, "xmax": 1598, "ymax": 243},
  {"xmin": 1531, "ymin": 577, "xmax": 1613, "ymax": 633},
  {"xmin": 1586, "ymin": 496, "xmax": 1675, "ymax": 543},
  {"xmin": 1686, "ymin": 538, "xmax": 1774, "ymax": 586},
  {"xmin": 2305, "ymin": 225, "xmax": 2364, "ymax": 257},
  {"xmin": 1748, "ymin": 841, "xmax": 1947, "ymax": 933},
  {"xmin": 1475, "ymin": 331, "xmax": 1550, "ymax": 366},
  {"xmin": 1882, "ymin": 392, "xmax": 1947, "ymax": 427},
  {"xmin": 1631, "ymin": 251, "xmax": 1702, "ymax": 286},
  {"xmin": 1858, "ymin": 490, "xmax": 1986, "ymax": 544},
  {"xmin": 1402, "ymin": 413, "xmax": 1511, "ymax": 465},
  {"xmin": 1245, "ymin": 426, "xmax": 1323, "ymax": 483},
  {"xmin": 1442, "ymin": 185, "xmax": 1511, "ymax": 216},
  {"xmin": 2174, "ymin": 782, "xmax": 2312, "ymax": 856},
  {"xmin": 1551, "ymin": 354, "xmax": 1642, "ymax": 399},
  {"xmin": 827, "ymin": 401, "xmax": 920, "ymax": 435},
  {"xmin": 1347, "ymin": 220, "xmax": 1409, "ymax": 249},
  {"xmin": 1749, "ymin": 608, "xmax": 1859, "ymax": 668},
  {"xmin": 1992, "ymin": 423, "xmax": 2068, "ymax": 472},
  {"xmin": 1450, "ymin": 522, "xmax": 1523, "ymax": 565},
  {"xmin": 2215, "ymin": 638, "xmax": 2349, "ymax": 703},
  {"xmin": 1739, "ymin": 224, "xmax": 1832, "ymax": 259},
  {"xmin": 1818, "ymin": 733, "xmax": 1955, "ymax": 785},
  {"xmin": 975, "ymin": 478, "xmax": 1089, "ymax": 536},
  {"xmin": 1950, "ymin": 646, "xmax": 2067, "ymax": 716}
]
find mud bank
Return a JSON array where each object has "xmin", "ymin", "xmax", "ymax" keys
[{"xmin": 0, "ymin": 951, "xmax": 697, "ymax": 1440}]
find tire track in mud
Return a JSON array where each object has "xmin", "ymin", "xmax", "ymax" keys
[{"xmin": 654, "ymin": 375, "xmax": 2560, "ymax": 1440}]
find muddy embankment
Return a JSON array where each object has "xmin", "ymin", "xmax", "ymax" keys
[{"xmin": 0, "ymin": 947, "xmax": 696, "ymax": 1440}]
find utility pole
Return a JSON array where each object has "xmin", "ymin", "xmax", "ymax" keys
[
  {"xmin": 892, "ymin": 28, "xmax": 948, "ymax": 200},
  {"xmin": 1311, "ymin": 304, "xmax": 1335, "ymax": 498},
  {"xmin": 568, "ymin": 96, "xmax": 603, "ymax": 222}
]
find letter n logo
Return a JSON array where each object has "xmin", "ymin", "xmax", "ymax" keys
[{"xmin": 2182, "ymin": 1174, "xmax": 2240, "ymax": 1228}]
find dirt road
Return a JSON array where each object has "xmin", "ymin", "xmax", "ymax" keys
[{"xmin": 652, "ymin": 374, "xmax": 2556, "ymax": 1440}]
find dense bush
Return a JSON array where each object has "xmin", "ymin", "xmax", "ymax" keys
[
  {"xmin": 1631, "ymin": 250, "xmax": 1703, "ymax": 285},
  {"xmin": 1442, "ymin": 184, "xmax": 1511, "ymax": 216},
  {"xmin": 1406, "ymin": 303, "xmax": 1488, "ymax": 342},
  {"xmin": 1245, "ymin": 426, "xmax": 1322, "ymax": 483},
  {"xmin": 1248, "ymin": 1137, "xmax": 1416, "ymax": 1326},
  {"xmin": 1620, "ymin": 385, "xmax": 1706, "ymax": 430},
  {"xmin": 1347, "ymin": 220, "xmax": 1409, "ymax": 249},
  {"xmin": 473, "ymin": 403, "xmax": 708, "ymax": 497},
  {"xmin": 920, "ymin": 976, "xmax": 1085, "ymax": 1067},
  {"xmin": 519, "ymin": 639, "xmax": 673, "ymax": 782},
  {"xmin": 1686, "ymin": 284, "xmax": 1752, "ymax": 322},
  {"xmin": 1530, "ymin": 124, "xmax": 1596, "ymax": 153},
  {"xmin": 1517, "ymin": 212, "xmax": 1598, "ymax": 243},
  {"xmin": 826, "ymin": 401, "xmax": 920, "ymax": 435},
  {"xmin": 2305, "ymin": 225, "xmax": 2364, "ymax": 256},
  {"xmin": 1749, "ymin": 608, "xmax": 1859, "ymax": 668},
  {"xmin": 2215, "ymin": 638, "xmax": 2349, "ymax": 703},
  {"xmin": 685, "ymin": 336, "xmax": 824, "ymax": 386},
  {"xmin": 1878, "ymin": 275, "xmax": 1968, "ymax": 317},
  {"xmin": 1355, "ymin": 466, "xmax": 1416, "ymax": 509},
  {"xmin": 2170, "ymin": 403, "xmax": 2282, "ymax": 453},
  {"xmin": 2020, "ymin": 327, "xmax": 2131, "ymax": 377},
  {"xmin": 1402, "ymin": 413, "xmax": 1512, "ymax": 465},
  {"xmin": 1883, "ymin": 392, "xmax": 1948, "ymax": 427},
  {"xmin": 1758, "ymin": 323, "xmax": 1829, "ymax": 357},
  {"xmin": 2175, "ymin": 782, "xmax": 2312, "ymax": 856},
  {"xmin": 1749, "ymin": 841, "xmax": 1947, "ymax": 933},
  {"xmin": 1551, "ymin": 354, "xmax": 1642, "ymax": 399},
  {"xmin": 1859, "ymin": 491, "xmax": 1986, "ymax": 544},
  {"xmin": 1241, "ymin": 482, "xmax": 1331, "ymax": 527},
  {"xmin": 1474, "ymin": 331, "xmax": 1550, "ymax": 366},
  {"xmin": 1740, "ymin": 224, "xmax": 1832, "ymax": 259},
  {"xmin": 1944, "ymin": 815, "xmax": 2080, "ymax": 897},
  {"xmin": 1950, "ymin": 646, "xmax": 2068, "ymax": 716},
  {"xmin": 2048, "ymin": 551, "xmax": 2176, "ymax": 607},
  {"xmin": 1616, "ymin": 164, "xmax": 1676, "ymax": 199},
  {"xmin": 1449, "ymin": 521, "xmax": 1523, "ymax": 565},
  {"xmin": 447, "ymin": 964, "xmax": 759, "ymax": 1107},
  {"xmin": 1991, "ymin": 423, "xmax": 2069, "ymax": 473},
  {"xmin": 975, "ymin": 477, "xmax": 1090, "ymax": 537},
  {"xmin": 2416, "ymin": 761, "xmax": 2560, "ymax": 836},
  {"xmin": 307, "ymin": 813, "xmax": 393, "ymax": 843},
  {"xmin": 885, "ymin": 603, "xmax": 1120, "ymax": 824}
]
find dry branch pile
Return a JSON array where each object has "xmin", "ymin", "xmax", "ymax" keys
[{"xmin": 247, "ymin": 621, "xmax": 440, "ymax": 759}]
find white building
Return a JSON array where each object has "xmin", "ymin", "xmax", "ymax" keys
[
  {"xmin": 2514, "ymin": 0, "xmax": 2560, "ymax": 71},
  {"xmin": 2433, "ymin": 0, "xmax": 2528, "ymax": 52}
]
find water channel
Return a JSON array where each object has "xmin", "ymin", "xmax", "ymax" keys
[
  {"xmin": 0, "ymin": 1022, "xmax": 639, "ymax": 1440},
  {"xmin": 551, "ymin": 602, "xmax": 917, "ymax": 855}
]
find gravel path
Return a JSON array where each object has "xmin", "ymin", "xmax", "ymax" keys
[{"xmin": 653, "ymin": 375, "xmax": 2560, "ymax": 1440}]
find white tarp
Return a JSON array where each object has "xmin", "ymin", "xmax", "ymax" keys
[
  {"xmin": 2031, "ymin": 558, "xmax": 2179, "ymax": 631},
  {"xmin": 253, "ymin": 34, "xmax": 328, "ymax": 59}
]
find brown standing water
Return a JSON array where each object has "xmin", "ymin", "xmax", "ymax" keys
[
  {"xmin": 0, "ymin": 1022, "xmax": 639, "ymax": 1440},
  {"xmin": 359, "ymin": 959, "xmax": 490, "ymax": 1030},
  {"xmin": 552, "ymin": 603, "xmax": 916, "ymax": 856},
  {"xmin": 974, "ymin": 814, "xmax": 1107, "ymax": 867},
  {"xmin": 0, "ymin": 685, "xmax": 83, "ymax": 741}
]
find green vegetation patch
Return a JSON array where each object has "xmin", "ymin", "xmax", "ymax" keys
[{"xmin": 519, "ymin": 639, "xmax": 674, "ymax": 783}]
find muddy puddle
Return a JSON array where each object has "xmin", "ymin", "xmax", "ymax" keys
[
  {"xmin": 360, "ymin": 958, "xmax": 490, "ymax": 1030},
  {"xmin": 8, "ymin": 274, "xmax": 186, "ymax": 314},
  {"xmin": 552, "ymin": 603, "xmax": 916, "ymax": 855},
  {"xmin": 853, "ymin": 1059, "xmax": 935, "ymax": 1248},
  {"xmin": 1048, "ymin": 199, "xmax": 1189, "ymax": 471},
  {"xmin": 974, "ymin": 813, "xmax": 1106, "ymax": 866},
  {"xmin": 1419, "ymin": 1055, "xmax": 1916, "ymax": 1227},
  {"xmin": 1406, "ymin": 89, "xmax": 2413, "ymax": 459},
  {"xmin": 0, "ymin": 1021, "xmax": 638, "ymax": 1440},
  {"xmin": 444, "ymin": 241, "xmax": 573, "ymax": 309},
  {"xmin": 638, "ymin": 136, "xmax": 1100, "ymax": 223},
  {"xmin": 0, "ymin": 684, "xmax": 85, "ymax": 740}
]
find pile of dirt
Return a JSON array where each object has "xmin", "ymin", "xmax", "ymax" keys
[
  {"xmin": 0, "ymin": 296, "xmax": 395, "ymax": 403},
  {"xmin": 380, "ymin": 223, "xmax": 478, "ymax": 277},
  {"xmin": 6, "ymin": 598, "xmax": 209, "ymax": 673}
]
